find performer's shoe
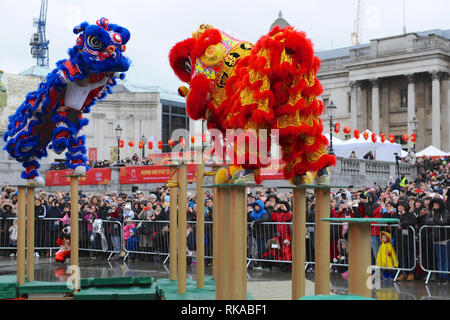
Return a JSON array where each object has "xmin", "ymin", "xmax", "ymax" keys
[
  {"xmin": 29, "ymin": 176, "xmax": 45, "ymax": 187},
  {"xmin": 292, "ymin": 175, "xmax": 309, "ymax": 186},
  {"xmin": 316, "ymin": 167, "xmax": 330, "ymax": 186},
  {"xmin": 73, "ymin": 165, "xmax": 86, "ymax": 176},
  {"xmin": 232, "ymin": 169, "xmax": 255, "ymax": 184}
]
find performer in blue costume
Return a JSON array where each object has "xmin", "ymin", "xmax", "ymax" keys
[{"xmin": 3, "ymin": 17, "xmax": 131, "ymax": 185}]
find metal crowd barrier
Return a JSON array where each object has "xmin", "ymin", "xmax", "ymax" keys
[
  {"xmin": 2, "ymin": 215, "xmax": 448, "ymax": 286},
  {"xmin": 79, "ymin": 218, "xmax": 124, "ymax": 260},
  {"xmin": 122, "ymin": 220, "xmax": 214, "ymax": 263},
  {"xmin": 418, "ymin": 225, "xmax": 450, "ymax": 284},
  {"xmin": 0, "ymin": 217, "xmax": 124, "ymax": 260}
]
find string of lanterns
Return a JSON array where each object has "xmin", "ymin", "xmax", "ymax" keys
[{"xmin": 333, "ymin": 122, "xmax": 415, "ymax": 144}]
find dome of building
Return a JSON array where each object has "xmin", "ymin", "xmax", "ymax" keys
[{"xmin": 270, "ymin": 11, "xmax": 291, "ymax": 32}]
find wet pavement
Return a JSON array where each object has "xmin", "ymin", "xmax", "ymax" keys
[{"xmin": 0, "ymin": 256, "xmax": 448, "ymax": 300}]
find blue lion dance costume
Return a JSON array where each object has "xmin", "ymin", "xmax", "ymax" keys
[{"xmin": 3, "ymin": 18, "xmax": 131, "ymax": 185}]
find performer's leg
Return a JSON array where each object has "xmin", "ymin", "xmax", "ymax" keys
[
  {"xmin": 231, "ymin": 121, "xmax": 271, "ymax": 184},
  {"xmin": 51, "ymin": 107, "xmax": 73, "ymax": 155},
  {"xmin": 65, "ymin": 112, "xmax": 89, "ymax": 175}
]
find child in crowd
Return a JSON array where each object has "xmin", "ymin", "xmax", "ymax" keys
[{"xmin": 376, "ymin": 231, "xmax": 398, "ymax": 280}]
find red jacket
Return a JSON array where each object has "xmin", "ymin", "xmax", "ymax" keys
[{"xmin": 271, "ymin": 211, "xmax": 292, "ymax": 242}]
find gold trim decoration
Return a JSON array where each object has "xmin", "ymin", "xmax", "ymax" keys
[{"xmin": 305, "ymin": 145, "xmax": 326, "ymax": 163}]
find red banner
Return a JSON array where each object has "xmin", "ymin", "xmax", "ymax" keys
[
  {"xmin": 260, "ymin": 159, "xmax": 285, "ymax": 180},
  {"xmin": 45, "ymin": 168, "xmax": 111, "ymax": 186},
  {"xmin": 119, "ymin": 165, "xmax": 197, "ymax": 184}
]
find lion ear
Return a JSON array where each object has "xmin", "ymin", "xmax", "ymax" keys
[{"xmin": 73, "ymin": 22, "xmax": 89, "ymax": 35}]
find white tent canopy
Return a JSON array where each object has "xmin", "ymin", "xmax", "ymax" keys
[
  {"xmin": 416, "ymin": 145, "xmax": 450, "ymax": 157},
  {"xmin": 325, "ymin": 135, "xmax": 346, "ymax": 145},
  {"xmin": 332, "ymin": 130, "xmax": 402, "ymax": 162}
]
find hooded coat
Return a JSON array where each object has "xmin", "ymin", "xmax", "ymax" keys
[
  {"xmin": 250, "ymin": 200, "xmax": 269, "ymax": 223},
  {"xmin": 426, "ymin": 198, "xmax": 450, "ymax": 242},
  {"xmin": 376, "ymin": 231, "xmax": 399, "ymax": 268}
]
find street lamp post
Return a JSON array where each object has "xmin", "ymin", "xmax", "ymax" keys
[
  {"xmin": 325, "ymin": 100, "xmax": 337, "ymax": 155},
  {"xmin": 409, "ymin": 116, "xmax": 418, "ymax": 152},
  {"xmin": 141, "ymin": 134, "xmax": 147, "ymax": 161},
  {"xmin": 115, "ymin": 124, "xmax": 123, "ymax": 164}
]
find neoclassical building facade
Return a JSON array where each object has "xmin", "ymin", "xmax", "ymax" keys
[{"xmin": 317, "ymin": 29, "xmax": 450, "ymax": 151}]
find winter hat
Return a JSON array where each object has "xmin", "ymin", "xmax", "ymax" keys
[
  {"xmin": 124, "ymin": 204, "xmax": 131, "ymax": 211},
  {"xmin": 149, "ymin": 194, "xmax": 157, "ymax": 200},
  {"xmin": 397, "ymin": 200, "xmax": 408, "ymax": 212},
  {"xmin": 266, "ymin": 193, "xmax": 280, "ymax": 204}
]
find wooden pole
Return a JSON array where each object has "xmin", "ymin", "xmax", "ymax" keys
[
  {"xmin": 314, "ymin": 187, "xmax": 330, "ymax": 295},
  {"xmin": 212, "ymin": 186, "xmax": 218, "ymax": 280},
  {"xmin": 17, "ymin": 186, "xmax": 26, "ymax": 285},
  {"xmin": 177, "ymin": 163, "xmax": 187, "ymax": 294},
  {"xmin": 348, "ymin": 222, "xmax": 372, "ymax": 297},
  {"xmin": 26, "ymin": 185, "xmax": 35, "ymax": 282},
  {"xmin": 228, "ymin": 186, "xmax": 247, "ymax": 300},
  {"xmin": 215, "ymin": 187, "xmax": 227, "ymax": 299},
  {"xmin": 168, "ymin": 166, "xmax": 178, "ymax": 281},
  {"xmin": 70, "ymin": 176, "xmax": 79, "ymax": 278},
  {"xmin": 196, "ymin": 150, "xmax": 205, "ymax": 288},
  {"xmin": 292, "ymin": 187, "xmax": 306, "ymax": 299}
]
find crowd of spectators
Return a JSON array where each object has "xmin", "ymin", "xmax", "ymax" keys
[
  {"xmin": 49, "ymin": 153, "xmax": 154, "ymax": 170},
  {"xmin": 1, "ymin": 155, "xmax": 449, "ymax": 284}
]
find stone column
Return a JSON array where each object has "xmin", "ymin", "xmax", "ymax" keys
[
  {"xmin": 431, "ymin": 71, "xmax": 441, "ymax": 148},
  {"xmin": 370, "ymin": 78, "xmax": 380, "ymax": 134},
  {"xmin": 350, "ymin": 81, "xmax": 359, "ymax": 129},
  {"xmin": 406, "ymin": 74, "xmax": 416, "ymax": 134},
  {"xmin": 406, "ymin": 74, "xmax": 416, "ymax": 149}
]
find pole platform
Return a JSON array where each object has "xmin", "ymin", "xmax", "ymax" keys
[{"xmin": 321, "ymin": 217, "xmax": 399, "ymax": 298}]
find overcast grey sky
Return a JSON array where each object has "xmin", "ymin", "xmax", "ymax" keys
[{"xmin": 1, "ymin": 0, "xmax": 448, "ymax": 92}]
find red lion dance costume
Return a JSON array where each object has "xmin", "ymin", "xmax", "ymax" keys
[{"xmin": 169, "ymin": 24, "xmax": 336, "ymax": 185}]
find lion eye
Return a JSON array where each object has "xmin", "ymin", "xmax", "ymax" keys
[
  {"xmin": 183, "ymin": 59, "xmax": 192, "ymax": 74},
  {"xmin": 87, "ymin": 36, "xmax": 104, "ymax": 49}
]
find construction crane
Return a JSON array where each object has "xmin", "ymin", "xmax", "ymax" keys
[
  {"xmin": 30, "ymin": 0, "xmax": 49, "ymax": 68},
  {"xmin": 351, "ymin": 0, "xmax": 362, "ymax": 46}
]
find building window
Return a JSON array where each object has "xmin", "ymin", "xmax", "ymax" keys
[
  {"xmin": 323, "ymin": 98, "xmax": 329, "ymax": 108},
  {"xmin": 400, "ymin": 89, "xmax": 407, "ymax": 108},
  {"xmin": 347, "ymin": 93, "xmax": 351, "ymax": 113},
  {"xmin": 345, "ymin": 134, "xmax": 351, "ymax": 140},
  {"xmin": 161, "ymin": 102, "xmax": 190, "ymax": 153}
]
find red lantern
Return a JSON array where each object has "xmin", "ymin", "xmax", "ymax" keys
[
  {"xmin": 138, "ymin": 140, "xmax": 144, "ymax": 149},
  {"xmin": 389, "ymin": 134, "xmax": 395, "ymax": 143},
  {"xmin": 353, "ymin": 129, "xmax": 360, "ymax": 139},
  {"xmin": 410, "ymin": 133, "xmax": 417, "ymax": 143},
  {"xmin": 363, "ymin": 132, "xmax": 369, "ymax": 140},
  {"xmin": 371, "ymin": 133, "xmax": 377, "ymax": 143},
  {"xmin": 148, "ymin": 141, "xmax": 153, "ymax": 150},
  {"xmin": 403, "ymin": 134, "xmax": 409, "ymax": 142},
  {"xmin": 380, "ymin": 133, "xmax": 386, "ymax": 143},
  {"xmin": 190, "ymin": 136, "xmax": 195, "ymax": 144},
  {"xmin": 158, "ymin": 141, "xmax": 163, "ymax": 150},
  {"xmin": 180, "ymin": 137, "xmax": 185, "ymax": 148},
  {"xmin": 119, "ymin": 140, "xmax": 124, "ymax": 148},
  {"xmin": 334, "ymin": 122, "xmax": 340, "ymax": 134},
  {"xmin": 128, "ymin": 140, "xmax": 134, "ymax": 147},
  {"xmin": 202, "ymin": 132, "xmax": 207, "ymax": 143},
  {"xmin": 168, "ymin": 139, "xmax": 175, "ymax": 148},
  {"xmin": 343, "ymin": 126, "xmax": 351, "ymax": 134}
]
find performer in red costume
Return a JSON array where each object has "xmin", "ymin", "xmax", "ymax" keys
[
  {"xmin": 169, "ymin": 24, "xmax": 336, "ymax": 185},
  {"xmin": 55, "ymin": 225, "xmax": 71, "ymax": 263}
]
